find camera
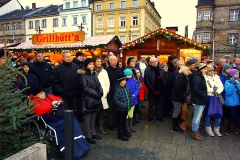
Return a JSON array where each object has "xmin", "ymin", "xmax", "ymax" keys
[
  {"xmin": 213, "ymin": 86, "xmax": 218, "ymax": 96},
  {"xmin": 53, "ymin": 100, "xmax": 63, "ymax": 109}
]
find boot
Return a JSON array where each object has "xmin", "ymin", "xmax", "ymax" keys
[
  {"xmin": 213, "ymin": 127, "xmax": 222, "ymax": 137},
  {"xmin": 198, "ymin": 129, "xmax": 204, "ymax": 139},
  {"xmin": 225, "ymin": 122, "xmax": 234, "ymax": 136},
  {"xmin": 125, "ymin": 118, "xmax": 132, "ymax": 133},
  {"xmin": 129, "ymin": 118, "xmax": 136, "ymax": 132},
  {"xmin": 205, "ymin": 126, "xmax": 214, "ymax": 137},
  {"xmin": 133, "ymin": 114, "xmax": 140, "ymax": 123},
  {"xmin": 192, "ymin": 131, "xmax": 203, "ymax": 141},
  {"xmin": 177, "ymin": 116, "xmax": 185, "ymax": 124},
  {"xmin": 99, "ymin": 121, "xmax": 106, "ymax": 135},
  {"xmin": 172, "ymin": 118, "xmax": 184, "ymax": 133},
  {"xmin": 123, "ymin": 127, "xmax": 132, "ymax": 138},
  {"xmin": 118, "ymin": 129, "xmax": 129, "ymax": 141}
]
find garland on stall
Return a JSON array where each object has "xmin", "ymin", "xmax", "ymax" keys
[{"xmin": 120, "ymin": 28, "xmax": 211, "ymax": 55}]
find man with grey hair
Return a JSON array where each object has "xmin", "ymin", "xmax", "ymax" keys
[
  {"xmin": 106, "ymin": 55, "xmax": 122, "ymax": 130},
  {"xmin": 144, "ymin": 57, "xmax": 164, "ymax": 122},
  {"xmin": 51, "ymin": 50, "xmax": 80, "ymax": 117}
]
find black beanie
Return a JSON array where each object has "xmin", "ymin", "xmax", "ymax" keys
[
  {"xmin": 76, "ymin": 52, "xmax": 84, "ymax": 57},
  {"xmin": 84, "ymin": 58, "xmax": 93, "ymax": 68},
  {"xmin": 31, "ymin": 86, "xmax": 44, "ymax": 96},
  {"xmin": 22, "ymin": 62, "xmax": 31, "ymax": 68},
  {"xmin": 117, "ymin": 73, "xmax": 127, "ymax": 82},
  {"xmin": 127, "ymin": 57, "xmax": 136, "ymax": 66},
  {"xmin": 170, "ymin": 56, "xmax": 178, "ymax": 61}
]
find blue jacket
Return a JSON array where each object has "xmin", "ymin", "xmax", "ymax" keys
[
  {"xmin": 219, "ymin": 73, "xmax": 229, "ymax": 100},
  {"xmin": 114, "ymin": 83, "xmax": 134, "ymax": 111},
  {"xmin": 224, "ymin": 78, "xmax": 240, "ymax": 106},
  {"xmin": 126, "ymin": 78, "xmax": 140, "ymax": 105}
]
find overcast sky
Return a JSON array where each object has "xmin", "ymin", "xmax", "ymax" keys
[{"xmin": 18, "ymin": 0, "xmax": 197, "ymax": 38}]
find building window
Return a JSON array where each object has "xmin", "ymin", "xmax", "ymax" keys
[
  {"xmin": 196, "ymin": 33, "xmax": 201, "ymax": 43},
  {"xmin": 197, "ymin": 11, "xmax": 202, "ymax": 21},
  {"xmin": 132, "ymin": 16, "xmax": 138, "ymax": 26},
  {"xmin": 120, "ymin": 17, "xmax": 126, "ymax": 27},
  {"xmin": 73, "ymin": 1, "xmax": 78, "ymax": 8},
  {"xmin": 120, "ymin": 36, "xmax": 125, "ymax": 44},
  {"xmin": 121, "ymin": 1, "xmax": 126, "ymax": 8},
  {"xmin": 62, "ymin": 18, "xmax": 66, "ymax": 26},
  {"xmin": 109, "ymin": 2, "xmax": 114, "ymax": 9},
  {"xmin": 81, "ymin": 0, "xmax": 86, "ymax": 7},
  {"xmin": 132, "ymin": 35, "xmax": 138, "ymax": 41},
  {"xmin": 82, "ymin": 16, "xmax": 86, "ymax": 24},
  {"xmin": 203, "ymin": 33, "xmax": 210, "ymax": 43},
  {"xmin": 97, "ymin": 19, "xmax": 103, "ymax": 28},
  {"xmin": 132, "ymin": 0, "xmax": 138, "ymax": 7},
  {"xmin": 13, "ymin": 23, "xmax": 17, "ymax": 30},
  {"xmin": 108, "ymin": 18, "xmax": 114, "ymax": 27},
  {"xmin": 53, "ymin": 18, "xmax": 58, "ymax": 27},
  {"xmin": 73, "ymin": 17, "xmax": 78, "ymax": 25},
  {"xmin": 65, "ymin": 2, "xmax": 70, "ymax": 9},
  {"xmin": 18, "ymin": 39, "xmax": 22, "ymax": 43},
  {"xmin": 29, "ymin": 21, "xmax": 33, "ymax": 29},
  {"xmin": 96, "ymin": 4, "xmax": 101, "ymax": 11},
  {"xmin": 1, "ymin": 24, "xmax": 4, "ymax": 30},
  {"xmin": 230, "ymin": 10, "xmax": 239, "ymax": 21},
  {"xmin": 203, "ymin": 10, "xmax": 211, "ymax": 21},
  {"xmin": 42, "ymin": 19, "xmax": 47, "ymax": 28},
  {"xmin": 229, "ymin": 34, "xmax": 238, "ymax": 44},
  {"xmin": 18, "ymin": 22, "xmax": 21, "ymax": 29},
  {"xmin": 35, "ymin": 20, "xmax": 39, "ymax": 29},
  {"xmin": 6, "ymin": 24, "xmax": 10, "ymax": 30}
]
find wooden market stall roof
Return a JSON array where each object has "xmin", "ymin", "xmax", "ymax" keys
[
  {"xmin": 120, "ymin": 28, "xmax": 210, "ymax": 54},
  {"xmin": 9, "ymin": 35, "xmax": 122, "ymax": 52}
]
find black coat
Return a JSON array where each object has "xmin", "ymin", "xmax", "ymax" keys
[
  {"xmin": 191, "ymin": 73, "xmax": 207, "ymax": 105},
  {"xmin": 162, "ymin": 71, "xmax": 174, "ymax": 95},
  {"xmin": 51, "ymin": 61, "xmax": 80, "ymax": 99},
  {"xmin": 106, "ymin": 65, "xmax": 122, "ymax": 99},
  {"xmin": 144, "ymin": 65, "xmax": 164, "ymax": 93},
  {"xmin": 22, "ymin": 72, "xmax": 38, "ymax": 96},
  {"xmin": 31, "ymin": 61, "xmax": 52, "ymax": 88},
  {"xmin": 79, "ymin": 69, "xmax": 103, "ymax": 114},
  {"xmin": 170, "ymin": 73, "xmax": 189, "ymax": 103},
  {"xmin": 73, "ymin": 58, "xmax": 84, "ymax": 69}
]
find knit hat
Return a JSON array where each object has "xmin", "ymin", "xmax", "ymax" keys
[
  {"xmin": 206, "ymin": 65, "xmax": 214, "ymax": 72},
  {"xmin": 22, "ymin": 62, "xmax": 31, "ymax": 68},
  {"xmin": 229, "ymin": 69, "xmax": 239, "ymax": 77},
  {"xmin": 118, "ymin": 73, "xmax": 127, "ymax": 82},
  {"xmin": 31, "ymin": 86, "xmax": 44, "ymax": 96},
  {"xmin": 196, "ymin": 63, "xmax": 207, "ymax": 71},
  {"xmin": 126, "ymin": 57, "xmax": 136, "ymax": 66},
  {"xmin": 84, "ymin": 58, "xmax": 93, "ymax": 68},
  {"xmin": 76, "ymin": 52, "xmax": 84, "ymax": 57},
  {"xmin": 222, "ymin": 64, "xmax": 231, "ymax": 72},
  {"xmin": 170, "ymin": 55, "xmax": 178, "ymax": 61},
  {"xmin": 187, "ymin": 59, "xmax": 197, "ymax": 66},
  {"xmin": 123, "ymin": 68, "xmax": 133, "ymax": 76}
]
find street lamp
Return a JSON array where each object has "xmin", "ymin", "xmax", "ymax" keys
[{"xmin": 234, "ymin": 35, "xmax": 237, "ymax": 58}]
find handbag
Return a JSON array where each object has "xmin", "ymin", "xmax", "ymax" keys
[
  {"xmin": 85, "ymin": 96, "xmax": 102, "ymax": 110},
  {"xmin": 205, "ymin": 96, "xmax": 223, "ymax": 118},
  {"xmin": 186, "ymin": 94, "xmax": 191, "ymax": 104}
]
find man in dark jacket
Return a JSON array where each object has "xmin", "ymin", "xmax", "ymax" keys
[
  {"xmin": 144, "ymin": 57, "xmax": 164, "ymax": 122},
  {"xmin": 31, "ymin": 52, "xmax": 52, "ymax": 94},
  {"xmin": 106, "ymin": 55, "xmax": 122, "ymax": 130},
  {"xmin": 73, "ymin": 51, "xmax": 85, "ymax": 69},
  {"xmin": 51, "ymin": 50, "xmax": 80, "ymax": 116},
  {"xmin": 167, "ymin": 56, "xmax": 178, "ymax": 73}
]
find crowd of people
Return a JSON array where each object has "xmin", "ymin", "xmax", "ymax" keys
[{"xmin": 2, "ymin": 49, "xmax": 240, "ymax": 156}]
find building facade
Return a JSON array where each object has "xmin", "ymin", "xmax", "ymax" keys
[
  {"xmin": 24, "ymin": 4, "xmax": 63, "ymax": 41},
  {"xmin": 193, "ymin": 0, "xmax": 240, "ymax": 62},
  {"xmin": 91, "ymin": 0, "xmax": 161, "ymax": 44},
  {"xmin": 59, "ymin": 0, "xmax": 92, "ymax": 37}
]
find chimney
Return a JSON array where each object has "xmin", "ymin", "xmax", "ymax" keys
[
  {"xmin": 166, "ymin": 27, "xmax": 178, "ymax": 33},
  {"xmin": 32, "ymin": 3, "xmax": 36, "ymax": 9}
]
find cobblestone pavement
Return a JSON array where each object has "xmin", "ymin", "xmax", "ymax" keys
[{"xmin": 48, "ymin": 103, "xmax": 240, "ymax": 160}]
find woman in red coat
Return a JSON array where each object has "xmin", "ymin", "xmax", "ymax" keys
[{"xmin": 29, "ymin": 86, "xmax": 90, "ymax": 159}]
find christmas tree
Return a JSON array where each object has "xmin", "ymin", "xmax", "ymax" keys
[{"xmin": 0, "ymin": 50, "xmax": 38, "ymax": 159}]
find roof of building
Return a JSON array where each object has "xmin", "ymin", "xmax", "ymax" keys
[
  {"xmin": 0, "ymin": 0, "xmax": 11, "ymax": 7},
  {"xmin": 24, "ymin": 4, "xmax": 63, "ymax": 18},
  {"xmin": 197, "ymin": 0, "xmax": 214, "ymax": 6},
  {"xmin": 0, "ymin": 9, "xmax": 38, "ymax": 20}
]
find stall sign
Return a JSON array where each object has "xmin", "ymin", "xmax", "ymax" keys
[{"xmin": 32, "ymin": 31, "xmax": 85, "ymax": 45}]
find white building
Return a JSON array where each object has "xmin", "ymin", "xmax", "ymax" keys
[
  {"xmin": 0, "ymin": 0, "xmax": 23, "ymax": 15},
  {"xmin": 59, "ymin": 0, "xmax": 92, "ymax": 37}
]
